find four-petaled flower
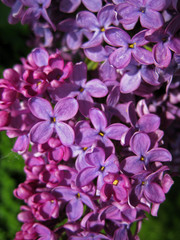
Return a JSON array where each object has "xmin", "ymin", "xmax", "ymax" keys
[{"xmin": 28, "ymin": 96, "xmax": 78, "ymax": 146}]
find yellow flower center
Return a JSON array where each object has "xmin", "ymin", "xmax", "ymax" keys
[
  {"xmin": 99, "ymin": 131, "xmax": 104, "ymax": 137},
  {"xmin": 101, "ymin": 27, "xmax": 105, "ymax": 32},
  {"xmin": 100, "ymin": 166, "xmax": 105, "ymax": 172},
  {"xmin": 77, "ymin": 193, "xmax": 81, "ymax": 198},
  {"xmin": 129, "ymin": 43, "xmax": 136, "ymax": 48},
  {"xmin": 113, "ymin": 179, "xmax": 119, "ymax": 186}
]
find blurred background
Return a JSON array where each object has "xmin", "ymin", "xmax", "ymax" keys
[{"xmin": 0, "ymin": 1, "xmax": 180, "ymax": 239}]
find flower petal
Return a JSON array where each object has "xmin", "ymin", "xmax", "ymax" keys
[
  {"xmin": 145, "ymin": 182, "xmax": 165, "ymax": 203},
  {"xmin": 130, "ymin": 132, "xmax": 151, "ymax": 156},
  {"xmin": 140, "ymin": 9, "xmax": 164, "ymax": 29},
  {"xmin": 122, "ymin": 156, "xmax": 144, "ymax": 174},
  {"xmin": 30, "ymin": 121, "xmax": 53, "ymax": 144},
  {"xmin": 105, "ymin": 123, "xmax": 128, "ymax": 140},
  {"xmin": 52, "ymin": 186, "xmax": 76, "ymax": 201},
  {"xmin": 137, "ymin": 114, "xmax": 160, "ymax": 132},
  {"xmin": 105, "ymin": 27, "xmax": 130, "ymax": 46},
  {"xmin": 76, "ymin": 167, "xmax": 99, "ymax": 187},
  {"xmin": 82, "ymin": 0, "xmax": 102, "ymax": 12},
  {"xmin": 85, "ymin": 79, "xmax": 108, "ymax": 98},
  {"xmin": 55, "ymin": 97, "xmax": 78, "ymax": 121},
  {"xmin": 28, "ymin": 97, "xmax": 52, "ymax": 120},
  {"xmin": 66, "ymin": 198, "xmax": 83, "ymax": 221},
  {"xmin": 31, "ymin": 48, "xmax": 49, "ymax": 67},
  {"xmin": 109, "ymin": 48, "xmax": 131, "ymax": 69},
  {"xmin": 146, "ymin": 148, "xmax": 172, "ymax": 162},
  {"xmin": 89, "ymin": 108, "xmax": 107, "ymax": 131},
  {"xmin": 120, "ymin": 70, "xmax": 141, "ymax": 93},
  {"xmin": 55, "ymin": 122, "xmax": 75, "ymax": 146},
  {"xmin": 59, "ymin": 0, "xmax": 81, "ymax": 13}
]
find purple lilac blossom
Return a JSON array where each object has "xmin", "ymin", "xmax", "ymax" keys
[
  {"xmin": 0, "ymin": 1, "xmax": 178, "ymax": 235},
  {"xmin": 50, "ymin": 62, "xmax": 108, "ymax": 116},
  {"xmin": 145, "ymin": 14, "xmax": 180, "ymax": 68},
  {"xmin": 75, "ymin": 107, "xmax": 129, "ymax": 148},
  {"xmin": 121, "ymin": 132, "xmax": 172, "ymax": 175},
  {"xmin": 76, "ymin": 147, "xmax": 119, "ymax": 190},
  {"xmin": 76, "ymin": 4, "xmax": 116, "ymax": 49},
  {"xmin": 28, "ymin": 97, "xmax": 78, "ymax": 145},
  {"xmin": 59, "ymin": 0, "xmax": 102, "ymax": 13},
  {"xmin": 116, "ymin": 0, "xmax": 167, "ymax": 30},
  {"xmin": 105, "ymin": 28, "xmax": 153, "ymax": 69}
]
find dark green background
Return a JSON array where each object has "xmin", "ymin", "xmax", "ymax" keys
[{"xmin": 0, "ymin": 2, "xmax": 180, "ymax": 239}]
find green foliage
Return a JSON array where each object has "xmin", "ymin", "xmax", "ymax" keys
[
  {"xmin": 0, "ymin": 2, "xmax": 30, "ymax": 69},
  {"xmin": 0, "ymin": 132, "xmax": 25, "ymax": 240},
  {"xmin": 139, "ymin": 177, "xmax": 180, "ymax": 240}
]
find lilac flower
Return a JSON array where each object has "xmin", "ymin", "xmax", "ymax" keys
[
  {"xmin": 52, "ymin": 185, "xmax": 96, "ymax": 221},
  {"xmin": 105, "ymin": 28, "xmax": 153, "ymax": 69},
  {"xmin": 122, "ymin": 132, "xmax": 172, "ymax": 175},
  {"xmin": 69, "ymin": 232, "xmax": 110, "ymax": 240},
  {"xmin": 100, "ymin": 173, "xmax": 130, "ymax": 202},
  {"xmin": 2, "ymin": 0, "xmax": 24, "ymax": 24},
  {"xmin": 21, "ymin": 0, "xmax": 56, "ymax": 30},
  {"xmin": 76, "ymin": 4, "xmax": 116, "ymax": 48},
  {"xmin": 99, "ymin": 202, "xmax": 137, "ymax": 224},
  {"xmin": 76, "ymin": 107, "xmax": 129, "ymax": 149},
  {"xmin": 33, "ymin": 223, "xmax": 57, "ymax": 240},
  {"xmin": 84, "ymin": 45, "xmax": 117, "ymax": 81},
  {"xmin": 51, "ymin": 62, "xmax": 108, "ymax": 116},
  {"xmin": 76, "ymin": 147, "xmax": 119, "ymax": 190},
  {"xmin": 116, "ymin": 0, "xmax": 167, "ymax": 30},
  {"xmin": 28, "ymin": 192, "xmax": 60, "ymax": 221},
  {"xmin": 130, "ymin": 166, "xmax": 169, "ymax": 206},
  {"xmin": 119, "ymin": 58, "xmax": 161, "ymax": 93},
  {"xmin": 59, "ymin": 0, "xmax": 102, "ymax": 13},
  {"xmin": 28, "ymin": 97, "xmax": 78, "ymax": 145},
  {"xmin": 58, "ymin": 18, "xmax": 85, "ymax": 50},
  {"xmin": 145, "ymin": 15, "xmax": 180, "ymax": 68}
]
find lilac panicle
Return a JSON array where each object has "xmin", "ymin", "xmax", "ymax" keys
[{"xmin": 0, "ymin": 0, "xmax": 178, "ymax": 237}]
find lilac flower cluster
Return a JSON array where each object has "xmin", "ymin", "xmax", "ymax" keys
[{"xmin": 1, "ymin": 0, "xmax": 180, "ymax": 239}]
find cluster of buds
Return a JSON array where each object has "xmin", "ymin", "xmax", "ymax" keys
[{"xmin": 1, "ymin": 0, "xmax": 180, "ymax": 239}]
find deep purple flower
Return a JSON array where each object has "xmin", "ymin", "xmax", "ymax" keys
[
  {"xmin": 59, "ymin": 0, "xmax": 102, "ymax": 13},
  {"xmin": 76, "ymin": 4, "xmax": 116, "ymax": 48},
  {"xmin": 76, "ymin": 147, "xmax": 120, "ymax": 190},
  {"xmin": 58, "ymin": 18, "xmax": 85, "ymax": 50},
  {"xmin": 105, "ymin": 28, "xmax": 153, "ymax": 69},
  {"xmin": 2, "ymin": 0, "xmax": 24, "ymax": 24},
  {"xmin": 84, "ymin": 45, "xmax": 117, "ymax": 82},
  {"xmin": 122, "ymin": 132, "xmax": 172, "ymax": 175},
  {"xmin": 28, "ymin": 96, "xmax": 78, "ymax": 145},
  {"xmin": 28, "ymin": 192, "xmax": 60, "ymax": 221},
  {"xmin": 33, "ymin": 223, "xmax": 57, "ymax": 240},
  {"xmin": 51, "ymin": 62, "xmax": 108, "ymax": 116},
  {"xmin": 116, "ymin": 0, "xmax": 167, "ymax": 30},
  {"xmin": 21, "ymin": 0, "xmax": 56, "ymax": 30},
  {"xmin": 130, "ymin": 166, "xmax": 169, "ymax": 206},
  {"xmin": 119, "ymin": 58, "xmax": 161, "ymax": 93},
  {"xmin": 100, "ymin": 173, "xmax": 130, "ymax": 202},
  {"xmin": 145, "ymin": 14, "xmax": 180, "ymax": 68},
  {"xmin": 99, "ymin": 202, "xmax": 137, "ymax": 224},
  {"xmin": 52, "ymin": 185, "xmax": 96, "ymax": 221},
  {"xmin": 75, "ymin": 107, "xmax": 129, "ymax": 149}
]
